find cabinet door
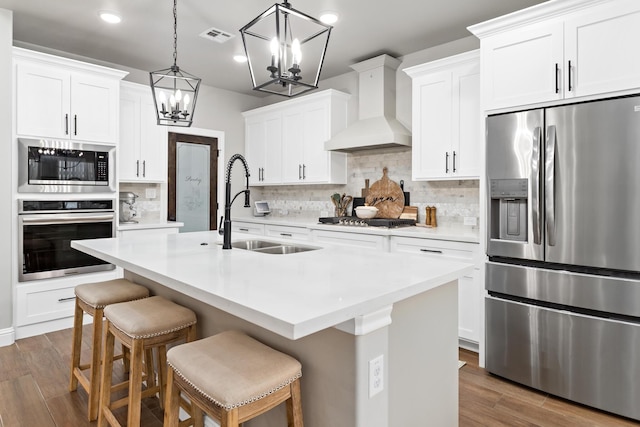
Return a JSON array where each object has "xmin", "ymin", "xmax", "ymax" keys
[
  {"xmin": 565, "ymin": 0, "xmax": 640, "ymax": 98},
  {"xmin": 451, "ymin": 67, "xmax": 481, "ymax": 179},
  {"xmin": 281, "ymin": 109, "xmax": 305, "ymax": 183},
  {"xmin": 412, "ymin": 70, "xmax": 452, "ymax": 180},
  {"xmin": 71, "ymin": 74, "xmax": 119, "ymax": 143},
  {"xmin": 263, "ymin": 113, "xmax": 282, "ymax": 184},
  {"xmin": 119, "ymin": 90, "xmax": 141, "ymax": 181},
  {"xmin": 300, "ymin": 102, "xmax": 330, "ymax": 183},
  {"xmin": 16, "ymin": 62, "xmax": 70, "ymax": 138},
  {"xmin": 139, "ymin": 94, "xmax": 167, "ymax": 181},
  {"xmin": 482, "ymin": 21, "xmax": 563, "ymax": 110},
  {"xmin": 245, "ymin": 117, "xmax": 266, "ymax": 186}
]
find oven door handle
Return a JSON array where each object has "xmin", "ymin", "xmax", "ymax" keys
[{"xmin": 21, "ymin": 213, "xmax": 115, "ymax": 225}]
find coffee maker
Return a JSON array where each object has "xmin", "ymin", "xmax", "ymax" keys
[{"xmin": 119, "ymin": 192, "xmax": 139, "ymax": 223}]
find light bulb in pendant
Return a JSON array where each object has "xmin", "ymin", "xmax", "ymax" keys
[
  {"xmin": 270, "ymin": 37, "xmax": 279, "ymax": 65},
  {"xmin": 291, "ymin": 39, "xmax": 301, "ymax": 65}
]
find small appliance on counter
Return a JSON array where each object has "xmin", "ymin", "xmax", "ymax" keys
[
  {"xmin": 119, "ymin": 192, "xmax": 138, "ymax": 224},
  {"xmin": 253, "ymin": 200, "xmax": 270, "ymax": 217}
]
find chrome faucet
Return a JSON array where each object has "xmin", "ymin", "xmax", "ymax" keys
[{"xmin": 221, "ymin": 154, "xmax": 250, "ymax": 249}]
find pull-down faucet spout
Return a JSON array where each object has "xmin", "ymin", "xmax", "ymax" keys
[{"xmin": 222, "ymin": 154, "xmax": 251, "ymax": 249}]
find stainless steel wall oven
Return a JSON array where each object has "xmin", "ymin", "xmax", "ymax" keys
[
  {"xmin": 18, "ymin": 200, "xmax": 116, "ymax": 281},
  {"xmin": 18, "ymin": 138, "xmax": 116, "ymax": 193}
]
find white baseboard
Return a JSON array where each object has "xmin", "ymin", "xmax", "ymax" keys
[
  {"xmin": 0, "ymin": 327, "xmax": 15, "ymax": 347},
  {"xmin": 459, "ymin": 338, "xmax": 479, "ymax": 353}
]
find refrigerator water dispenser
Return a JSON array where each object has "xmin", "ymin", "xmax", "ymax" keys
[{"xmin": 490, "ymin": 179, "xmax": 527, "ymax": 242}]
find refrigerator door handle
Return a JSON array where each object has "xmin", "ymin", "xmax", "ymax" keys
[
  {"xmin": 531, "ymin": 126, "xmax": 542, "ymax": 245},
  {"xmin": 545, "ymin": 125, "xmax": 557, "ymax": 246}
]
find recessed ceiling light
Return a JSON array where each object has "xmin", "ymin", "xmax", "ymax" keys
[
  {"xmin": 319, "ymin": 11, "xmax": 339, "ymax": 25},
  {"xmin": 99, "ymin": 11, "xmax": 122, "ymax": 24},
  {"xmin": 233, "ymin": 54, "xmax": 248, "ymax": 63}
]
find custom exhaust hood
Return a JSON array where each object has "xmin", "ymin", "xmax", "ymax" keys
[{"xmin": 325, "ymin": 54, "xmax": 411, "ymax": 152}]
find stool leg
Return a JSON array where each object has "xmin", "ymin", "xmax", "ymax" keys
[
  {"xmin": 286, "ymin": 379, "xmax": 304, "ymax": 427},
  {"xmin": 127, "ymin": 339, "xmax": 145, "ymax": 427},
  {"xmin": 69, "ymin": 299, "xmax": 84, "ymax": 392},
  {"xmin": 144, "ymin": 348, "xmax": 156, "ymax": 390},
  {"xmin": 156, "ymin": 345, "xmax": 168, "ymax": 409},
  {"xmin": 88, "ymin": 307, "xmax": 104, "ymax": 421},
  {"xmin": 98, "ymin": 321, "xmax": 116, "ymax": 427},
  {"xmin": 221, "ymin": 408, "xmax": 240, "ymax": 427},
  {"xmin": 163, "ymin": 367, "xmax": 180, "ymax": 427}
]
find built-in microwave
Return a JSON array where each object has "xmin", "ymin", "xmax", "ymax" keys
[{"xmin": 18, "ymin": 138, "xmax": 116, "ymax": 193}]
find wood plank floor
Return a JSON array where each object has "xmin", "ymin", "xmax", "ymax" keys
[{"xmin": 0, "ymin": 327, "xmax": 638, "ymax": 426}]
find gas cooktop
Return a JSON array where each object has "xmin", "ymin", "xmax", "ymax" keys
[{"xmin": 318, "ymin": 216, "xmax": 416, "ymax": 228}]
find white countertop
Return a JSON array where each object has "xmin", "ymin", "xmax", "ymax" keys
[
  {"xmin": 234, "ymin": 215, "xmax": 480, "ymax": 243},
  {"xmin": 117, "ymin": 220, "xmax": 184, "ymax": 231},
  {"xmin": 72, "ymin": 231, "xmax": 473, "ymax": 340}
]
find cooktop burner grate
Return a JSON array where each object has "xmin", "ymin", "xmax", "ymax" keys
[{"xmin": 318, "ymin": 216, "xmax": 416, "ymax": 227}]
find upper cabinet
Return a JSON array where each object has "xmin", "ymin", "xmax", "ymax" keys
[
  {"xmin": 119, "ymin": 82, "xmax": 168, "ymax": 182},
  {"xmin": 470, "ymin": 0, "xmax": 640, "ymax": 111},
  {"xmin": 14, "ymin": 48, "xmax": 127, "ymax": 143},
  {"xmin": 243, "ymin": 89, "xmax": 350, "ymax": 186},
  {"xmin": 404, "ymin": 50, "xmax": 481, "ymax": 181}
]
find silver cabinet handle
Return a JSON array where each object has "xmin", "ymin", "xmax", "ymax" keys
[
  {"xmin": 531, "ymin": 126, "xmax": 542, "ymax": 245},
  {"xmin": 302, "ymin": 164, "xmax": 306, "ymax": 179},
  {"xmin": 555, "ymin": 63, "xmax": 560, "ymax": 94},
  {"xmin": 65, "ymin": 114, "xmax": 69, "ymax": 135},
  {"xmin": 74, "ymin": 115, "xmax": 77, "ymax": 135},
  {"xmin": 445, "ymin": 152, "xmax": 449, "ymax": 173},
  {"xmin": 567, "ymin": 60, "xmax": 573, "ymax": 92},
  {"xmin": 545, "ymin": 125, "xmax": 557, "ymax": 246},
  {"xmin": 420, "ymin": 249, "xmax": 443, "ymax": 254},
  {"xmin": 136, "ymin": 160, "xmax": 140, "ymax": 177},
  {"xmin": 298, "ymin": 164, "xmax": 302, "ymax": 180},
  {"xmin": 142, "ymin": 160, "xmax": 146, "ymax": 177},
  {"xmin": 452, "ymin": 151, "xmax": 457, "ymax": 173},
  {"xmin": 239, "ymin": 228, "xmax": 249, "ymax": 232},
  {"xmin": 280, "ymin": 233, "xmax": 292, "ymax": 237},
  {"xmin": 58, "ymin": 297, "xmax": 76, "ymax": 302}
]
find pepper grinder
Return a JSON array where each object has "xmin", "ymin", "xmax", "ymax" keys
[{"xmin": 430, "ymin": 206, "xmax": 437, "ymax": 227}]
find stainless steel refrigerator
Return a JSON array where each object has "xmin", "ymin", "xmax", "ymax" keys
[{"xmin": 486, "ymin": 95, "xmax": 640, "ymax": 421}]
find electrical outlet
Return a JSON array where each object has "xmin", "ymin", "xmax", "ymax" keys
[
  {"xmin": 463, "ymin": 216, "xmax": 477, "ymax": 226},
  {"xmin": 369, "ymin": 355, "xmax": 384, "ymax": 397},
  {"xmin": 145, "ymin": 188, "xmax": 157, "ymax": 199}
]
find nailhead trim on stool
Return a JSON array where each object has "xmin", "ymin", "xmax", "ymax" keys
[
  {"xmin": 98, "ymin": 296, "xmax": 197, "ymax": 427},
  {"xmin": 164, "ymin": 330, "xmax": 304, "ymax": 427},
  {"xmin": 69, "ymin": 279, "xmax": 150, "ymax": 421}
]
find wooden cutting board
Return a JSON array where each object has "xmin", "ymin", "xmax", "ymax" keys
[{"xmin": 365, "ymin": 167, "xmax": 405, "ymax": 218}]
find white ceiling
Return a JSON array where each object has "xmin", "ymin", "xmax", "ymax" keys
[{"xmin": 0, "ymin": 0, "xmax": 547, "ymax": 97}]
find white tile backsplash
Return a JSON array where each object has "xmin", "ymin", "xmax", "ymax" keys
[{"xmin": 119, "ymin": 183, "xmax": 162, "ymax": 223}]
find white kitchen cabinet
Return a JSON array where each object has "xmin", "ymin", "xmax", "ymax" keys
[
  {"xmin": 264, "ymin": 224, "xmax": 309, "ymax": 241},
  {"xmin": 471, "ymin": 0, "xmax": 640, "ymax": 110},
  {"xmin": 311, "ymin": 229, "xmax": 388, "ymax": 251},
  {"xmin": 243, "ymin": 89, "xmax": 349, "ymax": 186},
  {"xmin": 404, "ymin": 50, "xmax": 481, "ymax": 180},
  {"xmin": 14, "ymin": 47, "xmax": 126, "ymax": 143},
  {"xmin": 232, "ymin": 221, "xmax": 265, "ymax": 236},
  {"xmin": 390, "ymin": 236, "xmax": 481, "ymax": 344},
  {"xmin": 119, "ymin": 82, "xmax": 168, "ymax": 182},
  {"xmin": 245, "ymin": 112, "xmax": 282, "ymax": 185}
]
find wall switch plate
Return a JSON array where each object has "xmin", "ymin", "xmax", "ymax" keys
[
  {"xmin": 464, "ymin": 216, "xmax": 477, "ymax": 226},
  {"xmin": 369, "ymin": 355, "xmax": 384, "ymax": 397},
  {"xmin": 145, "ymin": 188, "xmax": 157, "ymax": 199}
]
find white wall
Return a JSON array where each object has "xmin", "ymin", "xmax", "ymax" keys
[{"xmin": 0, "ymin": 9, "xmax": 13, "ymax": 336}]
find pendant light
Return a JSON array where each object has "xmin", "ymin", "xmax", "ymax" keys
[
  {"xmin": 150, "ymin": 0, "xmax": 201, "ymax": 127},
  {"xmin": 240, "ymin": 0, "xmax": 332, "ymax": 97}
]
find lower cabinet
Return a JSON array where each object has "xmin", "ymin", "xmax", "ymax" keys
[
  {"xmin": 264, "ymin": 224, "xmax": 310, "ymax": 240},
  {"xmin": 389, "ymin": 236, "xmax": 481, "ymax": 345},
  {"xmin": 232, "ymin": 221, "xmax": 265, "ymax": 236},
  {"xmin": 311, "ymin": 229, "xmax": 389, "ymax": 251}
]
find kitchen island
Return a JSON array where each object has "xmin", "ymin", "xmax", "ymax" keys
[{"xmin": 72, "ymin": 231, "xmax": 473, "ymax": 427}]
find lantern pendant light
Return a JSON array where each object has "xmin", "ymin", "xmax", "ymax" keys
[
  {"xmin": 150, "ymin": 0, "xmax": 201, "ymax": 127},
  {"xmin": 240, "ymin": 0, "xmax": 332, "ymax": 97}
]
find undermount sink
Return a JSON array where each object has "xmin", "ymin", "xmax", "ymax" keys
[
  {"xmin": 231, "ymin": 240, "xmax": 281, "ymax": 250},
  {"xmin": 231, "ymin": 240, "xmax": 320, "ymax": 254}
]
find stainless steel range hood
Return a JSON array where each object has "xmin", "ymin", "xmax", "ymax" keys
[{"xmin": 325, "ymin": 55, "xmax": 411, "ymax": 152}]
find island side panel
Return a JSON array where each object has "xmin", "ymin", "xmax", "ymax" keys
[
  {"xmin": 389, "ymin": 280, "xmax": 459, "ymax": 426},
  {"xmin": 126, "ymin": 271, "xmax": 361, "ymax": 427}
]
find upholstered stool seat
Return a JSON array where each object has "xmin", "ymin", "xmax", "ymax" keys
[
  {"xmin": 70, "ymin": 279, "xmax": 149, "ymax": 421},
  {"xmin": 99, "ymin": 296, "xmax": 197, "ymax": 427},
  {"xmin": 164, "ymin": 330, "xmax": 303, "ymax": 427}
]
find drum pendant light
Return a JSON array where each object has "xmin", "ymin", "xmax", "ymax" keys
[
  {"xmin": 240, "ymin": 0, "xmax": 332, "ymax": 97},
  {"xmin": 150, "ymin": 0, "xmax": 201, "ymax": 127}
]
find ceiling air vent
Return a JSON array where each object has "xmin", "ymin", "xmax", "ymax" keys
[{"xmin": 199, "ymin": 26, "xmax": 235, "ymax": 43}]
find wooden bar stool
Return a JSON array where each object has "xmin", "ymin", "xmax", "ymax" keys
[
  {"xmin": 70, "ymin": 279, "xmax": 150, "ymax": 421},
  {"xmin": 99, "ymin": 295, "xmax": 197, "ymax": 427},
  {"xmin": 164, "ymin": 330, "xmax": 304, "ymax": 427}
]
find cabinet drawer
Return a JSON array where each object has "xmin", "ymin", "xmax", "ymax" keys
[
  {"xmin": 390, "ymin": 236, "xmax": 478, "ymax": 268},
  {"xmin": 232, "ymin": 221, "xmax": 265, "ymax": 235},
  {"xmin": 264, "ymin": 224, "xmax": 309, "ymax": 240},
  {"xmin": 16, "ymin": 283, "xmax": 77, "ymax": 326},
  {"xmin": 312, "ymin": 229, "xmax": 388, "ymax": 251}
]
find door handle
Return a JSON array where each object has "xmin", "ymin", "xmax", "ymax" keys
[
  {"xmin": 303, "ymin": 164, "xmax": 306, "ymax": 179},
  {"xmin": 445, "ymin": 152, "xmax": 449, "ymax": 173},
  {"xmin": 531, "ymin": 126, "xmax": 542, "ymax": 245},
  {"xmin": 142, "ymin": 160, "xmax": 146, "ymax": 177},
  {"xmin": 567, "ymin": 60, "xmax": 573, "ymax": 92},
  {"xmin": 545, "ymin": 125, "xmax": 557, "ymax": 246},
  {"xmin": 298, "ymin": 164, "xmax": 302, "ymax": 180},
  {"xmin": 452, "ymin": 151, "xmax": 457, "ymax": 173},
  {"xmin": 555, "ymin": 63, "xmax": 560, "ymax": 94},
  {"xmin": 136, "ymin": 160, "xmax": 140, "ymax": 177}
]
